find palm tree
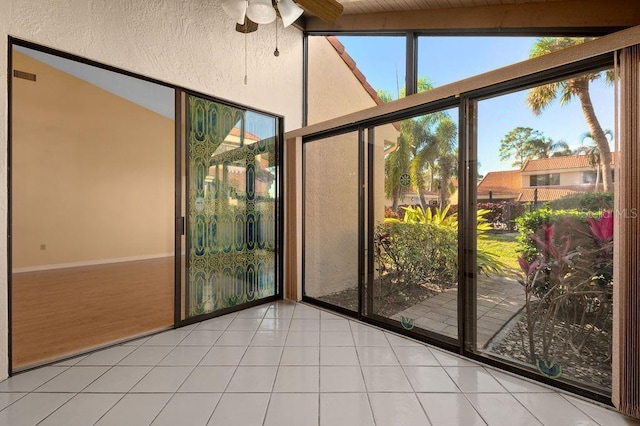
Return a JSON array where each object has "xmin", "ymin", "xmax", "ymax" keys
[
  {"xmin": 385, "ymin": 122, "xmax": 413, "ymax": 211},
  {"xmin": 576, "ymin": 130, "xmax": 613, "ymax": 189},
  {"xmin": 527, "ymin": 37, "xmax": 614, "ymax": 192},
  {"xmin": 384, "ymin": 77, "xmax": 459, "ymax": 211},
  {"xmin": 432, "ymin": 118, "xmax": 458, "ymax": 207},
  {"xmin": 408, "ymin": 111, "xmax": 454, "ymax": 209},
  {"xmin": 384, "ymin": 77, "xmax": 445, "ymax": 211},
  {"xmin": 530, "ymin": 137, "xmax": 571, "ymax": 159}
]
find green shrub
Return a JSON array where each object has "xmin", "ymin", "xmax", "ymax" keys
[
  {"xmin": 376, "ymin": 206, "xmax": 507, "ymax": 295},
  {"xmin": 516, "ymin": 208, "xmax": 595, "ymax": 261},
  {"xmin": 547, "ymin": 192, "xmax": 613, "ymax": 212},
  {"xmin": 377, "ymin": 221, "xmax": 458, "ymax": 291}
]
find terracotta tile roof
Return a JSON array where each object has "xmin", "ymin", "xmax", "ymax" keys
[
  {"xmin": 228, "ymin": 126, "xmax": 260, "ymax": 141},
  {"xmin": 477, "ymin": 170, "xmax": 522, "ymax": 196},
  {"xmin": 325, "ymin": 37, "xmax": 402, "ymax": 133},
  {"xmin": 517, "ymin": 186, "xmax": 595, "ymax": 202},
  {"xmin": 325, "ymin": 36, "xmax": 385, "ymax": 106},
  {"xmin": 521, "ymin": 154, "xmax": 613, "ymax": 172}
]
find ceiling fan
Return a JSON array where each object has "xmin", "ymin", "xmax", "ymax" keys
[{"xmin": 222, "ymin": 0, "xmax": 344, "ymax": 33}]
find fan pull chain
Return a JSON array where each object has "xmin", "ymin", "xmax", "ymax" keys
[
  {"xmin": 274, "ymin": 19, "xmax": 280, "ymax": 57},
  {"xmin": 244, "ymin": 29, "xmax": 248, "ymax": 85}
]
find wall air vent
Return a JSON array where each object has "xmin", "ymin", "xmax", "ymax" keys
[{"xmin": 13, "ymin": 70, "xmax": 37, "ymax": 82}]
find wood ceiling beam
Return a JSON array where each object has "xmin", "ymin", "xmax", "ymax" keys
[{"xmin": 305, "ymin": 0, "xmax": 640, "ymax": 33}]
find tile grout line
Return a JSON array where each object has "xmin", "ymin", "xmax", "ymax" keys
[
  {"xmin": 262, "ymin": 301, "xmax": 296, "ymax": 426},
  {"xmin": 34, "ymin": 354, "xmax": 134, "ymax": 425},
  {"xmin": 352, "ymin": 317, "xmax": 379, "ymax": 426},
  {"xmin": 387, "ymin": 332, "xmax": 435, "ymax": 426},
  {"xmin": 99, "ymin": 310, "xmax": 235, "ymax": 425},
  {"xmin": 199, "ymin": 304, "xmax": 274, "ymax": 426},
  {"xmin": 126, "ymin": 319, "xmax": 216, "ymax": 426},
  {"xmin": 557, "ymin": 392, "xmax": 609, "ymax": 426}
]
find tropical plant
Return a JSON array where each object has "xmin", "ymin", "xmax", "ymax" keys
[
  {"xmin": 527, "ymin": 37, "xmax": 614, "ymax": 192},
  {"xmin": 547, "ymin": 192, "xmax": 613, "ymax": 211},
  {"xmin": 385, "ymin": 205, "xmax": 506, "ymax": 276},
  {"xmin": 514, "ymin": 211, "xmax": 613, "ymax": 374},
  {"xmin": 375, "ymin": 220, "xmax": 458, "ymax": 297},
  {"xmin": 575, "ymin": 129, "xmax": 614, "ymax": 189},
  {"xmin": 385, "ymin": 121, "xmax": 414, "ymax": 211},
  {"xmin": 383, "ymin": 77, "xmax": 458, "ymax": 211},
  {"xmin": 376, "ymin": 89, "xmax": 394, "ymax": 103},
  {"xmin": 516, "ymin": 207, "xmax": 597, "ymax": 262}
]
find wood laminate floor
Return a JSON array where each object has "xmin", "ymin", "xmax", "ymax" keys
[{"xmin": 11, "ymin": 257, "xmax": 174, "ymax": 369}]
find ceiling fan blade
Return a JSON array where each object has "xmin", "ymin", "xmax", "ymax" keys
[
  {"xmin": 236, "ymin": 17, "xmax": 259, "ymax": 33},
  {"xmin": 294, "ymin": 0, "xmax": 343, "ymax": 24}
]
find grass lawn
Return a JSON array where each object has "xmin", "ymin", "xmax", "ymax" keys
[{"xmin": 478, "ymin": 232, "xmax": 520, "ymax": 271}]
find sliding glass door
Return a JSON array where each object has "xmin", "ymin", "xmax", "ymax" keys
[
  {"xmin": 183, "ymin": 94, "xmax": 281, "ymax": 320},
  {"xmin": 303, "ymin": 131, "xmax": 361, "ymax": 314},
  {"xmin": 302, "ymin": 108, "xmax": 461, "ymax": 347},
  {"xmin": 471, "ymin": 68, "xmax": 615, "ymax": 394},
  {"xmin": 301, "ymin": 47, "xmax": 615, "ymax": 400},
  {"xmin": 10, "ymin": 43, "xmax": 175, "ymax": 369},
  {"xmin": 366, "ymin": 110, "xmax": 459, "ymax": 343}
]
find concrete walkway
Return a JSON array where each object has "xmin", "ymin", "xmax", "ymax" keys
[{"xmin": 392, "ymin": 275, "xmax": 525, "ymax": 348}]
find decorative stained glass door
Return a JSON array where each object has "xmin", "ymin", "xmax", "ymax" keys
[{"xmin": 185, "ymin": 94, "xmax": 280, "ymax": 318}]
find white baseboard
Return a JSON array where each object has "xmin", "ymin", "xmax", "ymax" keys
[{"xmin": 13, "ymin": 252, "xmax": 174, "ymax": 273}]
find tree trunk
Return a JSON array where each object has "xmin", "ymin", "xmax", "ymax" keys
[
  {"xmin": 419, "ymin": 192, "xmax": 428, "ymax": 211},
  {"xmin": 428, "ymin": 162, "xmax": 435, "ymax": 192},
  {"xmin": 439, "ymin": 157, "xmax": 452, "ymax": 208},
  {"xmin": 392, "ymin": 188, "xmax": 399, "ymax": 212},
  {"xmin": 575, "ymin": 80, "xmax": 613, "ymax": 192}
]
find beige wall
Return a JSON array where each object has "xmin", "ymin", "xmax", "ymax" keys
[
  {"xmin": 560, "ymin": 170, "xmax": 589, "ymax": 186},
  {"xmin": 12, "ymin": 51, "xmax": 174, "ymax": 269},
  {"xmin": 304, "ymin": 133, "xmax": 359, "ymax": 297},
  {"xmin": 522, "ymin": 169, "xmax": 591, "ymax": 187},
  {"xmin": 305, "ymin": 36, "xmax": 398, "ymax": 297},
  {"xmin": 0, "ymin": 0, "xmax": 304, "ymax": 378},
  {"xmin": 308, "ymin": 36, "xmax": 381, "ymax": 125}
]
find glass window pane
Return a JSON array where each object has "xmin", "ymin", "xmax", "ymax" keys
[
  {"xmin": 369, "ymin": 109, "xmax": 459, "ymax": 340},
  {"xmin": 417, "ymin": 36, "xmax": 589, "ymax": 92},
  {"xmin": 185, "ymin": 96, "xmax": 278, "ymax": 317},
  {"xmin": 474, "ymin": 66, "xmax": 614, "ymax": 393},
  {"xmin": 304, "ymin": 132, "xmax": 359, "ymax": 312},
  {"xmin": 11, "ymin": 45, "xmax": 175, "ymax": 368},
  {"xmin": 307, "ymin": 35, "xmax": 406, "ymax": 124}
]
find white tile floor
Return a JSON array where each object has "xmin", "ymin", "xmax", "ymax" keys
[{"xmin": 0, "ymin": 301, "xmax": 638, "ymax": 426}]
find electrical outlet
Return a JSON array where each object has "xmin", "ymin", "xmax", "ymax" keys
[{"xmin": 40, "ymin": 244, "xmax": 46, "ymax": 250}]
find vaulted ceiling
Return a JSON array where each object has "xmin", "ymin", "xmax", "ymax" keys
[
  {"xmin": 336, "ymin": 0, "xmax": 564, "ymax": 15},
  {"xmin": 302, "ymin": 0, "xmax": 640, "ymax": 32}
]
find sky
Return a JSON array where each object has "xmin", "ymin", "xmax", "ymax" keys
[{"xmin": 337, "ymin": 36, "xmax": 615, "ymax": 175}]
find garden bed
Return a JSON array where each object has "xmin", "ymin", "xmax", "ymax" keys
[{"xmin": 487, "ymin": 308, "xmax": 612, "ymax": 390}]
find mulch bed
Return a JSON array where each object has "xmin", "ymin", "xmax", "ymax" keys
[
  {"xmin": 317, "ymin": 279, "xmax": 612, "ymax": 391},
  {"xmin": 486, "ymin": 309, "xmax": 612, "ymax": 390}
]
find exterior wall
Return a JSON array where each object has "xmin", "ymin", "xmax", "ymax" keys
[
  {"xmin": 0, "ymin": 0, "xmax": 304, "ymax": 378},
  {"xmin": 522, "ymin": 169, "xmax": 592, "ymax": 187},
  {"xmin": 305, "ymin": 36, "xmax": 399, "ymax": 297},
  {"xmin": 308, "ymin": 36, "xmax": 380, "ymax": 125},
  {"xmin": 560, "ymin": 170, "xmax": 589, "ymax": 186}
]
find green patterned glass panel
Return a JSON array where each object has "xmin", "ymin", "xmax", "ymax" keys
[{"xmin": 186, "ymin": 96, "xmax": 278, "ymax": 317}]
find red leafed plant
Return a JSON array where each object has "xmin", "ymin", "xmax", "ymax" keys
[{"xmin": 514, "ymin": 210, "xmax": 613, "ymax": 373}]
